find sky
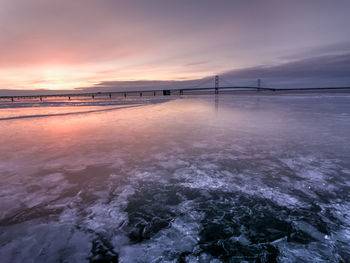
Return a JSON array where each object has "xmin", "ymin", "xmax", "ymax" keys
[{"xmin": 0, "ymin": 0, "xmax": 350, "ymax": 94}]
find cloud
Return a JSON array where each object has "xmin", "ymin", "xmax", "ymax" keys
[
  {"xmin": 219, "ymin": 53, "xmax": 350, "ymax": 88},
  {"xmin": 1, "ymin": 51, "xmax": 350, "ymax": 96},
  {"xmin": 78, "ymin": 78, "xmax": 212, "ymax": 92},
  {"xmin": 78, "ymin": 52, "xmax": 350, "ymax": 91},
  {"xmin": 184, "ymin": 61, "xmax": 209, "ymax": 67},
  {"xmin": 1, "ymin": 0, "xmax": 350, "ymax": 92},
  {"xmin": 278, "ymin": 41, "xmax": 350, "ymax": 61},
  {"xmin": 0, "ymin": 1, "xmax": 153, "ymax": 67}
]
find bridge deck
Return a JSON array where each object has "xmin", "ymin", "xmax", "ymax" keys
[{"xmin": 1, "ymin": 86, "xmax": 350, "ymax": 99}]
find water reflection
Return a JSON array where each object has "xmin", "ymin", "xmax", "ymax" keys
[
  {"xmin": 0, "ymin": 94, "xmax": 350, "ymax": 262},
  {"xmin": 215, "ymin": 94, "xmax": 219, "ymax": 114}
]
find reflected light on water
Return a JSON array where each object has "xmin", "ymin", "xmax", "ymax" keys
[{"xmin": 1, "ymin": 94, "xmax": 350, "ymax": 262}]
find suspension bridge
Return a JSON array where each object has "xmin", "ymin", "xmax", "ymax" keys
[{"xmin": 1, "ymin": 76, "xmax": 349, "ymax": 101}]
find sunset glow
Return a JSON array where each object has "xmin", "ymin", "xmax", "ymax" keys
[
  {"xmin": 1, "ymin": 0, "xmax": 350, "ymax": 93},
  {"xmin": 1, "ymin": 1, "xmax": 350, "ymax": 262}
]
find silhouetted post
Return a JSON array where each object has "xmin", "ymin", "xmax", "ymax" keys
[
  {"xmin": 11, "ymin": 97, "xmax": 14, "ymax": 102},
  {"xmin": 180, "ymin": 90, "xmax": 183, "ymax": 95},
  {"xmin": 154, "ymin": 91, "xmax": 156, "ymax": 96},
  {"xmin": 140, "ymin": 92, "xmax": 142, "ymax": 97},
  {"xmin": 124, "ymin": 93, "xmax": 127, "ymax": 98},
  {"xmin": 257, "ymin": 79, "xmax": 261, "ymax": 92},
  {"xmin": 215, "ymin": 75, "xmax": 219, "ymax": 94},
  {"xmin": 68, "ymin": 96, "xmax": 71, "ymax": 100},
  {"xmin": 109, "ymin": 93, "xmax": 111, "ymax": 99},
  {"xmin": 92, "ymin": 95, "xmax": 94, "ymax": 99},
  {"xmin": 40, "ymin": 96, "xmax": 42, "ymax": 101}
]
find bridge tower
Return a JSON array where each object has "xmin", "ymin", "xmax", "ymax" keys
[
  {"xmin": 257, "ymin": 79, "xmax": 261, "ymax": 91},
  {"xmin": 215, "ymin": 75, "xmax": 219, "ymax": 94}
]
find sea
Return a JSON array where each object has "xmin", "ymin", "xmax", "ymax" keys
[{"xmin": 0, "ymin": 92, "xmax": 349, "ymax": 262}]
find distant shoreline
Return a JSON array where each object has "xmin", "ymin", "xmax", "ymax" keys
[{"xmin": 1, "ymin": 87, "xmax": 350, "ymax": 99}]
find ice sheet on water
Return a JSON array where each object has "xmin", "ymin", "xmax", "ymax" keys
[
  {"xmin": 118, "ymin": 201, "xmax": 204, "ymax": 263},
  {"xmin": 1, "ymin": 93, "xmax": 350, "ymax": 262},
  {"xmin": 0, "ymin": 96, "xmax": 171, "ymax": 120}
]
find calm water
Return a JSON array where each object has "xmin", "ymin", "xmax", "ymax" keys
[{"xmin": 0, "ymin": 94, "xmax": 350, "ymax": 262}]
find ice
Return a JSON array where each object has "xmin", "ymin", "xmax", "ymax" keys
[
  {"xmin": 118, "ymin": 201, "xmax": 204, "ymax": 263},
  {"xmin": 1, "ymin": 93, "xmax": 350, "ymax": 262},
  {"xmin": 0, "ymin": 221, "xmax": 92, "ymax": 263}
]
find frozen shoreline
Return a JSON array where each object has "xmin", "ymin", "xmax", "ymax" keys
[{"xmin": 1, "ymin": 93, "xmax": 350, "ymax": 262}]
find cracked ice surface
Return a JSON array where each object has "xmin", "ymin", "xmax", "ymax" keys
[{"xmin": 0, "ymin": 93, "xmax": 350, "ymax": 262}]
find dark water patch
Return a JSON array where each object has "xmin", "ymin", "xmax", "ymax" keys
[
  {"xmin": 124, "ymin": 180, "xmax": 212, "ymax": 243},
  {"xmin": 89, "ymin": 234, "xmax": 119, "ymax": 263},
  {"xmin": 288, "ymin": 204, "xmax": 331, "ymax": 236},
  {"xmin": 120, "ymin": 175, "xmax": 343, "ymax": 261},
  {"xmin": 125, "ymin": 183, "xmax": 183, "ymax": 243},
  {"xmin": 195, "ymin": 192, "xmax": 333, "ymax": 262}
]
